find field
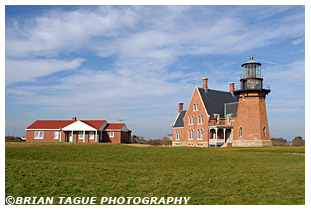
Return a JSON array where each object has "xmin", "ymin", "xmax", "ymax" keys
[{"xmin": 5, "ymin": 142, "xmax": 305, "ymax": 205}]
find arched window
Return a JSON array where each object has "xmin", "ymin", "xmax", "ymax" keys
[
  {"xmin": 239, "ymin": 127, "xmax": 243, "ymax": 137},
  {"xmin": 263, "ymin": 127, "xmax": 266, "ymax": 137}
]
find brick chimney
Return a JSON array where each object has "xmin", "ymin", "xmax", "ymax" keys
[
  {"xmin": 202, "ymin": 78, "xmax": 208, "ymax": 91},
  {"xmin": 178, "ymin": 102, "xmax": 184, "ymax": 113},
  {"xmin": 72, "ymin": 117, "xmax": 77, "ymax": 121},
  {"xmin": 229, "ymin": 82, "xmax": 235, "ymax": 95}
]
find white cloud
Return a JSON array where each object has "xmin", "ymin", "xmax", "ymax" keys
[{"xmin": 6, "ymin": 58, "xmax": 85, "ymax": 85}]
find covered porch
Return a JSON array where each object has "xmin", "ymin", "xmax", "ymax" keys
[
  {"xmin": 208, "ymin": 125, "xmax": 233, "ymax": 147},
  {"xmin": 62, "ymin": 120, "xmax": 100, "ymax": 143}
]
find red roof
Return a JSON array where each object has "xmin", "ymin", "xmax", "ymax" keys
[
  {"xmin": 26, "ymin": 120, "xmax": 106, "ymax": 130},
  {"xmin": 26, "ymin": 120, "xmax": 75, "ymax": 129},
  {"xmin": 81, "ymin": 120, "xmax": 106, "ymax": 129},
  {"xmin": 105, "ymin": 123, "xmax": 125, "ymax": 130}
]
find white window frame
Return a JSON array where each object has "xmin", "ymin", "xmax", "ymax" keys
[
  {"xmin": 191, "ymin": 116, "xmax": 194, "ymax": 124},
  {"xmin": 197, "ymin": 129, "xmax": 200, "ymax": 140},
  {"xmin": 110, "ymin": 131, "xmax": 114, "ymax": 137},
  {"xmin": 89, "ymin": 131, "xmax": 95, "ymax": 140},
  {"xmin": 201, "ymin": 129, "xmax": 203, "ymax": 140},
  {"xmin": 197, "ymin": 116, "xmax": 200, "ymax": 124},
  {"xmin": 34, "ymin": 131, "xmax": 44, "ymax": 139},
  {"xmin": 216, "ymin": 115, "xmax": 219, "ymax": 124},
  {"xmin": 79, "ymin": 131, "xmax": 84, "ymax": 139},
  {"xmin": 239, "ymin": 127, "xmax": 243, "ymax": 137},
  {"xmin": 54, "ymin": 131, "xmax": 59, "ymax": 139},
  {"xmin": 196, "ymin": 104, "xmax": 199, "ymax": 111},
  {"xmin": 188, "ymin": 116, "xmax": 191, "ymax": 125}
]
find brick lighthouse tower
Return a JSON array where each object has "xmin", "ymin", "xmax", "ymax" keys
[{"xmin": 232, "ymin": 56, "xmax": 273, "ymax": 146}]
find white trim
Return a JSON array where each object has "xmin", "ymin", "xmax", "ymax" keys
[
  {"xmin": 54, "ymin": 131, "xmax": 59, "ymax": 139},
  {"xmin": 34, "ymin": 131, "xmax": 44, "ymax": 139},
  {"xmin": 110, "ymin": 131, "xmax": 114, "ymax": 137},
  {"xmin": 62, "ymin": 120, "xmax": 97, "ymax": 131},
  {"xmin": 89, "ymin": 131, "xmax": 94, "ymax": 140}
]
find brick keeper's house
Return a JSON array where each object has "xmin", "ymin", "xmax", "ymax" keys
[
  {"xmin": 172, "ymin": 56, "xmax": 272, "ymax": 147},
  {"xmin": 26, "ymin": 117, "xmax": 132, "ymax": 143}
]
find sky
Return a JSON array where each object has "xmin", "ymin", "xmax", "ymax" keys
[{"xmin": 5, "ymin": 5, "xmax": 305, "ymax": 141}]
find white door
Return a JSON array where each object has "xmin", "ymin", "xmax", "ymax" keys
[{"xmin": 69, "ymin": 133, "xmax": 73, "ymax": 142}]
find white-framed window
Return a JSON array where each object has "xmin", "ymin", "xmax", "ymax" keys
[
  {"xmin": 197, "ymin": 129, "xmax": 200, "ymax": 140},
  {"xmin": 196, "ymin": 104, "xmax": 199, "ymax": 111},
  {"xmin": 216, "ymin": 115, "xmax": 219, "ymax": 124},
  {"xmin": 201, "ymin": 115, "xmax": 203, "ymax": 124},
  {"xmin": 89, "ymin": 132, "xmax": 94, "ymax": 140},
  {"xmin": 201, "ymin": 129, "xmax": 203, "ymax": 140},
  {"xmin": 193, "ymin": 104, "xmax": 196, "ymax": 111},
  {"xmin": 34, "ymin": 131, "xmax": 44, "ymax": 139},
  {"xmin": 197, "ymin": 116, "xmax": 200, "ymax": 124},
  {"xmin": 191, "ymin": 116, "xmax": 194, "ymax": 124},
  {"xmin": 54, "ymin": 131, "xmax": 59, "ymax": 139},
  {"xmin": 188, "ymin": 130, "xmax": 193, "ymax": 140},
  {"xmin": 239, "ymin": 127, "xmax": 243, "ymax": 137},
  {"xmin": 110, "ymin": 131, "xmax": 114, "ymax": 137},
  {"xmin": 175, "ymin": 132, "xmax": 180, "ymax": 140},
  {"xmin": 79, "ymin": 131, "xmax": 84, "ymax": 139},
  {"xmin": 188, "ymin": 116, "xmax": 191, "ymax": 125},
  {"xmin": 227, "ymin": 115, "xmax": 230, "ymax": 124}
]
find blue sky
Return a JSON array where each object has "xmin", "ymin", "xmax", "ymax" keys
[{"xmin": 5, "ymin": 5, "xmax": 305, "ymax": 141}]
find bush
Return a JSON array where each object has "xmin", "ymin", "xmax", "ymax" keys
[{"xmin": 5, "ymin": 136, "xmax": 23, "ymax": 142}]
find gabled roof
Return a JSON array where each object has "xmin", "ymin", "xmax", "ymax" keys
[
  {"xmin": 62, "ymin": 120, "xmax": 98, "ymax": 131},
  {"xmin": 198, "ymin": 88, "xmax": 238, "ymax": 118},
  {"xmin": 26, "ymin": 120, "xmax": 75, "ymax": 129},
  {"xmin": 26, "ymin": 120, "xmax": 106, "ymax": 130},
  {"xmin": 106, "ymin": 123, "xmax": 125, "ymax": 130},
  {"xmin": 81, "ymin": 120, "xmax": 107, "ymax": 130},
  {"xmin": 172, "ymin": 110, "xmax": 186, "ymax": 128}
]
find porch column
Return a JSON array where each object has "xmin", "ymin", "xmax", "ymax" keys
[
  {"xmin": 95, "ymin": 130, "xmax": 98, "ymax": 143},
  {"xmin": 215, "ymin": 128, "xmax": 218, "ymax": 147},
  {"xmin": 59, "ymin": 129, "xmax": 62, "ymax": 142},
  {"xmin": 83, "ymin": 130, "xmax": 85, "ymax": 143},
  {"xmin": 223, "ymin": 128, "xmax": 226, "ymax": 142},
  {"xmin": 71, "ymin": 130, "xmax": 73, "ymax": 142}
]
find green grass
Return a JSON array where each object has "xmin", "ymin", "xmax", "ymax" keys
[{"xmin": 5, "ymin": 143, "xmax": 305, "ymax": 205}]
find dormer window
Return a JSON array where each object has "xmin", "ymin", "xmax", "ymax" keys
[{"xmin": 216, "ymin": 115, "xmax": 219, "ymax": 124}]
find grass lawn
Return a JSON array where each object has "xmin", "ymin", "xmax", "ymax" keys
[{"xmin": 5, "ymin": 143, "xmax": 305, "ymax": 205}]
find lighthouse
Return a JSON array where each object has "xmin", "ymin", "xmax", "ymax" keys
[{"xmin": 232, "ymin": 56, "xmax": 273, "ymax": 146}]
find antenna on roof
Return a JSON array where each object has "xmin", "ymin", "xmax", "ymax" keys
[{"xmin": 117, "ymin": 117, "xmax": 125, "ymax": 122}]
